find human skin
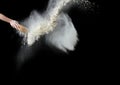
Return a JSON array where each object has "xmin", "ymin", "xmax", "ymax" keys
[{"xmin": 0, "ymin": 13, "xmax": 27, "ymax": 33}]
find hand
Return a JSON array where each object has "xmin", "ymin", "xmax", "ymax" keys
[
  {"xmin": 10, "ymin": 20, "xmax": 20, "ymax": 30},
  {"xmin": 10, "ymin": 20, "xmax": 28, "ymax": 33}
]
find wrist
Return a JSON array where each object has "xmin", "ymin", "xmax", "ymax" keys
[{"xmin": 10, "ymin": 20, "xmax": 18, "ymax": 24}]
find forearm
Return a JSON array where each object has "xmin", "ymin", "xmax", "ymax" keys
[
  {"xmin": 0, "ymin": 13, "xmax": 27, "ymax": 33},
  {"xmin": 0, "ymin": 13, "xmax": 13, "ymax": 23}
]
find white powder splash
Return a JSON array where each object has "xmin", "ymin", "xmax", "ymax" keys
[
  {"xmin": 16, "ymin": 0, "xmax": 91, "ymax": 65},
  {"xmin": 20, "ymin": 0, "xmax": 91, "ymax": 51}
]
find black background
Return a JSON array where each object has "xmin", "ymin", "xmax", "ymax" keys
[{"xmin": 0, "ymin": 0, "xmax": 106, "ymax": 82}]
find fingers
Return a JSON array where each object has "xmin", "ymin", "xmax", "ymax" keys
[
  {"xmin": 10, "ymin": 20, "xmax": 28, "ymax": 33},
  {"xmin": 19, "ymin": 25, "xmax": 28, "ymax": 33},
  {"xmin": 10, "ymin": 20, "xmax": 20, "ymax": 29},
  {"xmin": 13, "ymin": 23, "xmax": 20, "ymax": 29}
]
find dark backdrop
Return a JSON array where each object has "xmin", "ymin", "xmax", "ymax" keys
[{"xmin": 0, "ymin": 0, "xmax": 105, "ymax": 82}]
